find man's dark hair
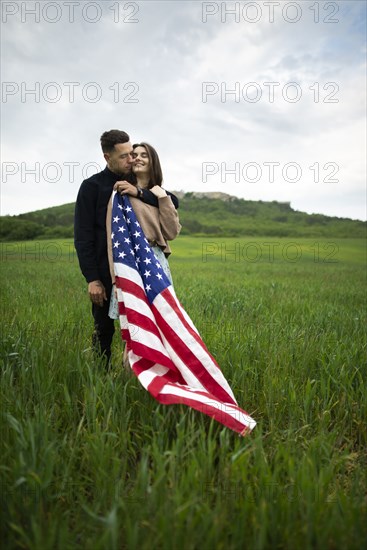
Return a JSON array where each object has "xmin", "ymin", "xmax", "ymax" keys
[
  {"xmin": 133, "ymin": 142, "xmax": 163, "ymax": 188},
  {"xmin": 100, "ymin": 129, "xmax": 130, "ymax": 153}
]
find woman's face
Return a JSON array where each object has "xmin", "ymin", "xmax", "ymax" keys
[{"xmin": 132, "ymin": 146, "xmax": 150, "ymax": 176}]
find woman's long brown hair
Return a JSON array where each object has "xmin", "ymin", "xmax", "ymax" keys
[{"xmin": 133, "ymin": 142, "xmax": 163, "ymax": 188}]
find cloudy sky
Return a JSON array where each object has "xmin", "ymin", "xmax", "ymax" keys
[{"xmin": 1, "ymin": 0, "xmax": 366, "ymax": 220}]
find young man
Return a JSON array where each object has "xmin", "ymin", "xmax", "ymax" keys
[{"xmin": 74, "ymin": 129, "xmax": 178, "ymax": 366}]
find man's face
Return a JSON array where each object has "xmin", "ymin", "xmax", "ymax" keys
[{"xmin": 104, "ymin": 142, "xmax": 134, "ymax": 176}]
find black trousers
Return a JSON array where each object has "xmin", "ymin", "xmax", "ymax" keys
[{"xmin": 91, "ymin": 280, "xmax": 115, "ymax": 364}]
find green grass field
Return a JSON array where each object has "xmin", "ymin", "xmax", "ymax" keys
[{"xmin": 1, "ymin": 236, "xmax": 366, "ymax": 549}]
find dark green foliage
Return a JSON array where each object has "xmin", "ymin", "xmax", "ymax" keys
[
  {"xmin": 1, "ymin": 196, "xmax": 365, "ymax": 241},
  {"xmin": 18, "ymin": 202, "xmax": 75, "ymax": 227},
  {"xmin": 178, "ymin": 195, "xmax": 366, "ymax": 237},
  {"xmin": 0, "ymin": 217, "xmax": 44, "ymax": 241}
]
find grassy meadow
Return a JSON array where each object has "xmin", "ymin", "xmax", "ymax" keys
[{"xmin": 0, "ymin": 236, "xmax": 366, "ymax": 549}]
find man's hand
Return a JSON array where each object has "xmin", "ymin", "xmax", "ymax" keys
[
  {"xmin": 114, "ymin": 181, "xmax": 139, "ymax": 197},
  {"xmin": 150, "ymin": 185, "xmax": 167, "ymax": 199},
  {"xmin": 88, "ymin": 280, "xmax": 107, "ymax": 307}
]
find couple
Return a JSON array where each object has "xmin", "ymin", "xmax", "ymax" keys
[
  {"xmin": 74, "ymin": 129, "xmax": 181, "ymax": 367},
  {"xmin": 75, "ymin": 130, "xmax": 256, "ymax": 435}
]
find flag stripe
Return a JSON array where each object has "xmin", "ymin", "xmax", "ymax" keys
[
  {"xmin": 111, "ymin": 192, "xmax": 256, "ymax": 435},
  {"xmin": 117, "ymin": 284, "xmax": 155, "ymax": 322},
  {"xmin": 131, "ymin": 355, "xmax": 185, "ymax": 384},
  {"xmin": 129, "ymin": 355, "xmax": 251, "ymax": 431},
  {"xmin": 157, "ymin": 288, "xmax": 237, "ymax": 401},
  {"xmin": 159, "ymin": 288, "xmax": 220, "ymax": 366},
  {"xmin": 129, "ymin": 355, "xmax": 187, "ymax": 395},
  {"xmin": 161, "ymin": 385, "xmax": 256, "ymax": 429},
  {"xmin": 116, "ymin": 274, "xmax": 149, "ymax": 306},
  {"xmin": 157, "ymin": 384, "xmax": 255, "ymax": 433},
  {"xmin": 123, "ymin": 308, "xmax": 164, "ymax": 347},
  {"xmin": 128, "ymin": 341, "xmax": 176, "ymax": 372},
  {"xmin": 151, "ymin": 297, "xmax": 237, "ymax": 405},
  {"xmin": 158, "ymin": 332, "xmax": 208, "ymax": 392}
]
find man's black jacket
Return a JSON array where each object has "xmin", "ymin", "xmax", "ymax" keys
[{"xmin": 74, "ymin": 167, "xmax": 179, "ymax": 284}]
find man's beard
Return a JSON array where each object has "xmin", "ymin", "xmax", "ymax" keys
[
  {"xmin": 118, "ymin": 168, "xmax": 136, "ymax": 184},
  {"xmin": 119, "ymin": 167, "xmax": 132, "ymax": 176},
  {"xmin": 112, "ymin": 165, "xmax": 132, "ymax": 177},
  {"xmin": 108, "ymin": 164, "xmax": 136, "ymax": 183}
]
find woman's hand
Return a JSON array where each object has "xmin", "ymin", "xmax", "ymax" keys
[
  {"xmin": 114, "ymin": 181, "xmax": 139, "ymax": 197},
  {"xmin": 150, "ymin": 185, "xmax": 167, "ymax": 199}
]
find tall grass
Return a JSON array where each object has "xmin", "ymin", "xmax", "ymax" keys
[{"xmin": 0, "ymin": 237, "xmax": 366, "ymax": 549}]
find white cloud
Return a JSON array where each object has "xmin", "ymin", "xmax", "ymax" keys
[{"xmin": 1, "ymin": 0, "xmax": 366, "ymax": 221}]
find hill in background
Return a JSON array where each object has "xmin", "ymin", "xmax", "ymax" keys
[{"xmin": 0, "ymin": 192, "xmax": 365, "ymax": 241}]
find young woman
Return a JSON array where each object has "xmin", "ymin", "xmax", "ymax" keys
[
  {"xmin": 129, "ymin": 142, "xmax": 181, "ymax": 283},
  {"xmin": 107, "ymin": 142, "xmax": 181, "ymax": 318}
]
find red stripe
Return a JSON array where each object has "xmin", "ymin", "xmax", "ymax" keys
[
  {"xmin": 116, "ymin": 278, "xmax": 183, "ymax": 375},
  {"xmin": 131, "ymin": 342, "xmax": 178, "ymax": 372},
  {"xmin": 151, "ymin": 301, "xmax": 236, "ymax": 405},
  {"xmin": 116, "ymin": 276, "xmax": 150, "ymax": 306},
  {"xmin": 158, "ymin": 288, "xmax": 236, "ymax": 404},
  {"xmin": 121, "ymin": 328, "xmax": 130, "ymax": 342},
  {"xmin": 124, "ymin": 306, "xmax": 163, "ymax": 343},
  {"xmin": 130, "ymin": 356, "xmax": 186, "ymax": 390},
  {"xmin": 162, "ymin": 288, "xmax": 221, "ymax": 369},
  {"xmin": 130, "ymin": 356, "xmax": 152, "ymax": 375},
  {"xmin": 148, "ymin": 376, "xmax": 171, "ymax": 398},
  {"xmin": 155, "ymin": 387, "xmax": 250, "ymax": 435}
]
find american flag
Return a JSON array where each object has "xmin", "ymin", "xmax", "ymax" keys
[{"xmin": 111, "ymin": 191, "xmax": 256, "ymax": 435}]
